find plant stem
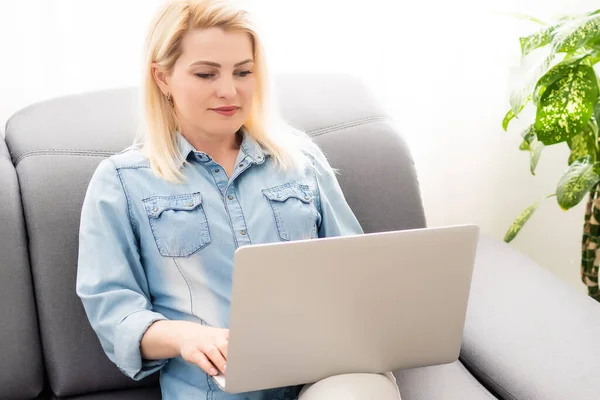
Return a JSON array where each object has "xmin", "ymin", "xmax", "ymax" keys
[{"xmin": 582, "ymin": 183, "xmax": 600, "ymax": 301}]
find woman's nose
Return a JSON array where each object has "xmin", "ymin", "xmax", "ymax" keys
[{"xmin": 216, "ymin": 77, "xmax": 237, "ymax": 99}]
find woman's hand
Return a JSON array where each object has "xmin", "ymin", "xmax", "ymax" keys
[
  {"xmin": 179, "ymin": 324, "xmax": 229, "ymax": 376},
  {"xmin": 140, "ymin": 320, "xmax": 229, "ymax": 377}
]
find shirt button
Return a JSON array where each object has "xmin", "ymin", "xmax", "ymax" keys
[
  {"xmin": 228, "ymin": 195, "xmax": 234, "ymax": 200},
  {"xmin": 239, "ymin": 163, "xmax": 244, "ymax": 168},
  {"xmin": 188, "ymin": 202, "xmax": 194, "ymax": 207},
  {"xmin": 215, "ymin": 169, "xmax": 220, "ymax": 173},
  {"xmin": 241, "ymin": 230, "xmax": 247, "ymax": 235},
  {"xmin": 153, "ymin": 207, "xmax": 158, "ymax": 212},
  {"xmin": 304, "ymin": 196, "xmax": 310, "ymax": 200}
]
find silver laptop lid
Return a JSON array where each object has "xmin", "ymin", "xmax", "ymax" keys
[{"xmin": 221, "ymin": 225, "xmax": 479, "ymax": 393}]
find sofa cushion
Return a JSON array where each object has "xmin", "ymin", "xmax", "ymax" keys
[
  {"xmin": 461, "ymin": 236, "xmax": 600, "ymax": 400},
  {"xmin": 394, "ymin": 361, "xmax": 497, "ymax": 400},
  {"xmin": 59, "ymin": 385, "xmax": 161, "ymax": 400}
]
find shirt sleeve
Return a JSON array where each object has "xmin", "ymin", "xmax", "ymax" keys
[
  {"xmin": 76, "ymin": 159, "xmax": 168, "ymax": 380},
  {"xmin": 311, "ymin": 147, "xmax": 364, "ymax": 238}
]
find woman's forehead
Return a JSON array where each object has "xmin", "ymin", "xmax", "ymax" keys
[{"xmin": 179, "ymin": 27, "xmax": 253, "ymax": 66}]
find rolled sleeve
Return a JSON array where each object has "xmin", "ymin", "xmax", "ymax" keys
[
  {"xmin": 76, "ymin": 159, "xmax": 168, "ymax": 380},
  {"xmin": 114, "ymin": 309, "xmax": 168, "ymax": 379},
  {"xmin": 311, "ymin": 148, "xmax": 364, "ymax": 238}
]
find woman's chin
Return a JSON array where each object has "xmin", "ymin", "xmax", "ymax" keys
[{"xmin": 204, "ymin": 123, "xmax": 244, "ymax": 137}]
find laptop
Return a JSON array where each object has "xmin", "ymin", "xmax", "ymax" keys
[{"xmin": 213, "ymin": 224, "xmax": 479, "ymax": 393}]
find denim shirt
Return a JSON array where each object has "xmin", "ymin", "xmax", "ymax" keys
[{"xmin": 76, "ymin": 131, "xmax": 364, "ymax": 400}]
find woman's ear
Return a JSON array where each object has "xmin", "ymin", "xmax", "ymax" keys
[{"xmin": 152, "ymin": 63, "xmax": 170, "ymax": 95}]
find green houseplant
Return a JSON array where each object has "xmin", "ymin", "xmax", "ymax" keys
[{"xmin": 503, "ymin": 9, "xmax": 600, "ymax": 301}]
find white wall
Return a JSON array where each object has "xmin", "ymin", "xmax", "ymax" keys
[
  {"xmin": 1, "ymin": 0, "xmax": 597, "ymax": 292},
  {"xmin": 375, "ymin": 0, "xmax": 596, "ymax": 292}
]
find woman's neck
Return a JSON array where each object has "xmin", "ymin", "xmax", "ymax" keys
[{"xmin": 182, "ymin": 129, "xmax": 242, "ymax": 158}]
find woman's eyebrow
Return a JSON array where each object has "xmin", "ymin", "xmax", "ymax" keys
[{"xmin": 189, "ymin": 58, "xmax": 254, "ymax": 68}]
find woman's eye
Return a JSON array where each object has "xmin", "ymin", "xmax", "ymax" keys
[{"xmin": 195, "ymin": 71, "xmax": 252, "ymax": 79}]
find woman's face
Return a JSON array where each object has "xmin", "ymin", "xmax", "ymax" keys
[{"xmin": 155, "ymin": 27, "xmax": 256, "ymax": 138}]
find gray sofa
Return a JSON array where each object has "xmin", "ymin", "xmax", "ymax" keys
[{"xmin": 2, "ymin": 73, "xmax": 600, "ymax": 399}]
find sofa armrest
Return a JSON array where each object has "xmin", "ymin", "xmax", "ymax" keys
[{"xmin": 460, "ymin": 235, "xmax": 600, "ymax": 400}]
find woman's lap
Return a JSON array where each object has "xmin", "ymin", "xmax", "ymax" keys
[{"xmin": 297, "ymin": 372, "xmax": 401, "ymax": 399}]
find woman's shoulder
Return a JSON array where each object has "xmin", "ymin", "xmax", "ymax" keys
[
  {"xmin": 87, "ymin": 147, "xmax": 151, "ymax": 191},
  {"xmin": 108, "ymin": 145, "xmax": 151, "ymax": 170},
  {"xmin": 300, "ymin": 141, "xmax": 335, "ymax": 174}
]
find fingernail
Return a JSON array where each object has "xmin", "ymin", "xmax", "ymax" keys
[
  {"xmin": 210, "ymin": 368, "xmax": 217, "ymax": 375},
  {"xmin": 223, "ymin": 364, "xmax": 227, "ymax": 372}
]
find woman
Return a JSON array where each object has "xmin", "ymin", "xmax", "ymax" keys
[{"xmin": 76, "ymin": 0, "xmax": 401, "ymax": 398}]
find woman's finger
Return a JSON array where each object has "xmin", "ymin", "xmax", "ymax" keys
[
  {"xmin": 216, "ymin": 336, "xmax": 228, "ymax": 360},
  {"xmin": 203, "ymin": 344, "xmax": 227, "ymax": 374},
  {"xmin": 192, "ymin": 350, "xmax": 219, "ymax": 376}
]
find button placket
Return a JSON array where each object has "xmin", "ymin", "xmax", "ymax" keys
[
  {"xmin": 224, "ymin": 186, "xmax": 251, "ymax": 247},
  {"xmin": 223, "ymin": 157, "xmax": 253, "ymax": 248},
  {"xmin": 203, "ymin": 160, "xmax": 229, "ymax": 197}
]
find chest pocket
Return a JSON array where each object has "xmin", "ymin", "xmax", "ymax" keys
[
  {"xmin": 142, "ymin": 192, "xmax": 211, "ymax": 257},
  {"xmin": 262, "ymin": 183, "xmax": 320, "ymax": 241}
]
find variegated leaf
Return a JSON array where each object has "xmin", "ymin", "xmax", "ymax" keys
[
  {"xmin": 520, "ymin": 26, "xmax": 554, "ymax": 56},
  {"xmin": 503, "ymin": 109, "xmax": 516, "ymax": 131},
  {"xmin": 556, "ymin": 159, "xmax": 600, "ymax": 210},
  {"xmin": 518, "ymin": 125, "xmax": 544, "ymax": 174},
  {"xmin": 503, "ymin": 12, "xmax": 547, "ymax": 25},
  {"xmin": 533, "ymin": 53, "xmax": 591, "ymax": 105},
  {"xmin": 529, "ymin": 137, "xmax": 544, "ymax": 175},
  {"xmin": 554, "ymin": 14, "xmax": 600, "ymax": 53},
  {"xmin": 519, "ymin": 125, "xmax": 535, "ymax": 150},
  {"xmin": 535, "ymin": 64, "xmax": 599, "ymax": 145},
  {"xmin": 511, "ymin": 13, "xmax": 600, "ymax": 116},
  {"xmin": 571, "ymin": 50, "xmax": 600, "ymax": 65},
  {"xmin": 509, "ymin": 54, "xmax": 553, "ymax": 115},
  {"xmin": 504, "ymin": 201, "xmax": 541, "ymax": 242},
  {"xmin": 567, "ymin": 120, "xmax": 598, "ymax": 165},
  {"xmin": 503, "ymin": 102, "xmax": 529, "ymax": 131}
]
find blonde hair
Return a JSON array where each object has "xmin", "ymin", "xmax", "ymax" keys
[{"xmin": 137, "ymin": 0, "xmax": 317, "ymax": 183}]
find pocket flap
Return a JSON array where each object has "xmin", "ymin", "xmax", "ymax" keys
[
  {"xmin": 143, "ymin": 192, "xmax": 203, "ymax": 218},
  {"xmin": 262, "ymin": 183, "xmax": 315, "ymax": 204}
]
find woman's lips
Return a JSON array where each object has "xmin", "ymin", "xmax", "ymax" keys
[{"xmin": 210, "ymin": 107, "xmax": 239, "ymax": 116}]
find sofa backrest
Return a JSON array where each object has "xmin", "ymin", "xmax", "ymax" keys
[
  {"xmin": 4, "ymin": 91, "xmax": 159, "ymax": 397},
  {"xmin": 0, "ymin": 138, "xmax": 45, "ymax": 398},
  {"xmin": 3, "ymin": 73, "xmax": 425, "ymax": 397}
]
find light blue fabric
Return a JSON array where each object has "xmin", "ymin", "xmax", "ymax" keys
[{"xmin": 76, "ymin": 130, "xmax": 364, "ymax": 399}]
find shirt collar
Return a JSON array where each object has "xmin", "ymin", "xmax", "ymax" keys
[{"xmin": 176, "ymin": 127, "xmax": 267, "ymax": 166}]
